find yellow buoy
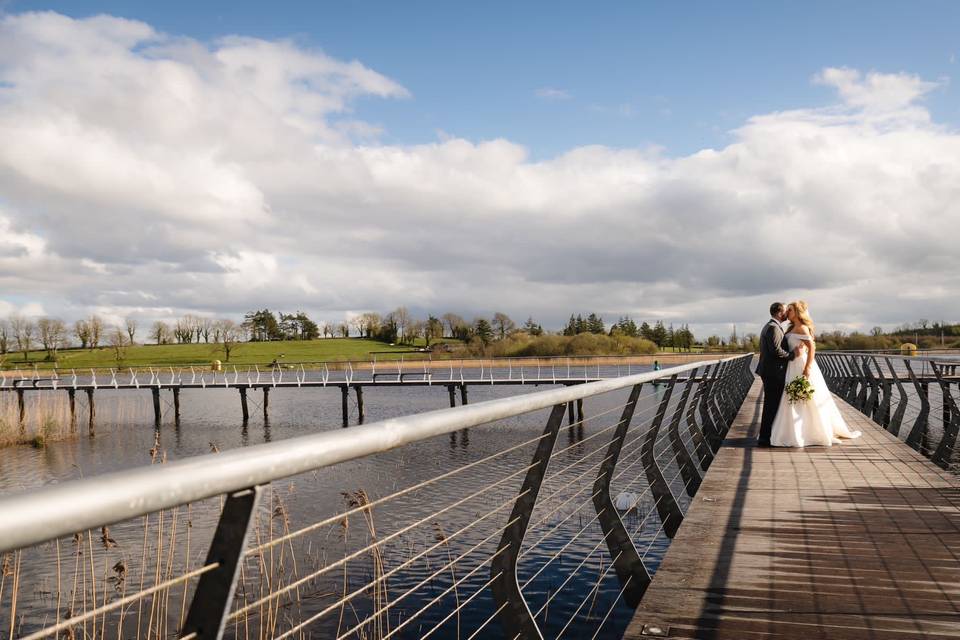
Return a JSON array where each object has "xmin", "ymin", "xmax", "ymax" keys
[
  {"xmin": 212, "ymin": 359, "xmax": 222, "ymax": 371},
  {"xmin": 900, "ymin": 343, "xmax": 918, "ymax": 356}
]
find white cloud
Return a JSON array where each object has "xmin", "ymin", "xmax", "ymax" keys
[
  {"xmin": 0, "ymin": 12, "xmax": 958, "ymax": 334},
  {"xmin": 814, "ymin": 66, "xmax": 940, "ymax": 114},
  {"xmin": 535, "ymin": 87, "xmax": 571, "ymax": 100}
]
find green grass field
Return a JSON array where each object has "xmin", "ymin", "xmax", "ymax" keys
[{"xmin": 1, "ymin": 338, "xmax": 443, "ymax": 370}]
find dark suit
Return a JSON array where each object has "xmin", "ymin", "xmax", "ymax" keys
[{"xmin": 755, "ymin": 319, "xmax": 795, "ymax": 443}]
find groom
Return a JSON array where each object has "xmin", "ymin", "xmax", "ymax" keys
[{"xmin": 755, "ymin": 302, "xmax": 801, "ymax": 447}]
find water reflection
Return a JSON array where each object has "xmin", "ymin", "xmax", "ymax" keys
[{"xmin": 1, "ymin": 369, "xmax": 684, "ymax": 638}]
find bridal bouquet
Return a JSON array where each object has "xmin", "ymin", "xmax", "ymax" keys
[{"xmin": 785, "ymin": 375, "xmax": 815, "ymax": 404}]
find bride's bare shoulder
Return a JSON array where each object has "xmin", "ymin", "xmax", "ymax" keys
[{"xmin": 797, "ymin": 324, "xmax": 813, "ymax": 337}]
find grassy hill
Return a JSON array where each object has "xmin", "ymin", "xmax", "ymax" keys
[{"xmin": 1, "ymin": 338, "xmax": 434, "ymax": 370}]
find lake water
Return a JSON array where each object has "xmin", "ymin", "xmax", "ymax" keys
[{"xmin": 0, "ymin": 365, "xmax": 706, "ymax": 639}]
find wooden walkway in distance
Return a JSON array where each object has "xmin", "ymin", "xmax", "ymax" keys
[{"xmin": 625, "ymin": 379, "xmax": 960, "ymax": 639}]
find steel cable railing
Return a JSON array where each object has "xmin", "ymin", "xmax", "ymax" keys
[
  {"xmin": 0, "ymin": 354, "xmax": 753, "ymax": 640},
  {"xmin": 820, "ymin": 352, "xmax": 960, "ymax": 471}
]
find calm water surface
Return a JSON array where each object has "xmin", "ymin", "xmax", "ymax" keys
[{"xmin": 1, "ymin": 367, "xmax": 702, "ymax": 638}]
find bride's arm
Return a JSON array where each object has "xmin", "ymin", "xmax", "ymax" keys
[{"xmin": 800, "ymin": 326, "xmax": 815, "ymax": 378}]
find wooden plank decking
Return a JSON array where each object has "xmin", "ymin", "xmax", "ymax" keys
[{"xmin": 625, "ymin": 379, "xmax": 960, "ymax": 639}]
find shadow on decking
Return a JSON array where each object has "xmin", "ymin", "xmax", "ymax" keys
[{"xmin": 686, "ymin": 482, "xmax": 960, "ymax": 639}]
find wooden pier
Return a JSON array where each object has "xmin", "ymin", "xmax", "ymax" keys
[{"xmin": 625, "ymin": 380, "xmax": 960, "ymax": 639}]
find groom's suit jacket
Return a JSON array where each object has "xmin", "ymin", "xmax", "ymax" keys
[{"xmin": 755, "ymin": 319, "xmax": 795, "ymax": 380}]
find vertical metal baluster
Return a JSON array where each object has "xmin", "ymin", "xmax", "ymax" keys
[
  {"xmin": 707, "ymin": 361, "xmax": 730, "ymax": 444},
  {"xmin": 853, "ymin": 357, "xmax": 870, "ymax": 413},
  {"xmin": 182, "ymin": 486, "xmax": 263, "ymax": 638},
  {"xmin": 491, "ymin": 404, "xmax": 567, "ymax": 640},
  {"xmin": 642, "ymin": 376, "xmax": 684, "ymax": 538},
  {"xmin": 846, "ymin": 357, "xmax": 863, "ymax": 407},
  {"xmin": 592, "ymin": 384, "xmax": 650, "ymax": 606},
  {"xmin": 931, "ymin": 362, "xmax": 960, "ymax": 469},
  {"xmin": 885, "ymin": 357, "xmax": 909, "ymax": 437},
  {"xmin": 904, "ymin": 360, "xmax": 930, "ymax": 454},
  {"xmin": 863, "ymin": 357, "xmax": 880, "ymax": 418},
  {"xmin": 668, "ymin": 370, "xmax": 701, "ymax": 496},
  {"xmin": 686, "ymin": 365, "xmax": 714, "ymax": 471},
  {"xmin": 699, "ymin": 364, "xmax": 721, "ymax": 452},
  {"xmin": 872, "ymin": 356, "xmax": 892, "ymax": 428}
]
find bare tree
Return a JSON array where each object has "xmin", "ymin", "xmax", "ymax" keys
[
  {"xmin": 108, "ymin": 327, "xmax": 127, "ymax": 364},
  {"xmin": 126, "ymin": 318, "xmax": 138, "ymax": 344},
  {"xmin": 88, "ymin": 315, "xmax": 104, "ymax": 349},
  {"xmin": 150, "ymin": 320, "xmax": 168, "ymax": 345},
  {"xmin": 217, "ymin": 319, "xmax": 244, "ymax": 362},
  {"xmin": 360, "ymin": 312, "xmax": 382, "ymax": 338},
  {"xmin": 0, "ymin": 319, "xmax": 9, "ymax": 357},
  {"xmin": 392, "ymin": 307, "xmax": 412, "ymax": 343},
  {"xmin": 349, "ymin": 315, "xmax": 366, "ymax": 338},
  {"xmin": 337, "ymin": 323, "xmax": 349, "ymax": 338},
  {"xmin": 492, "ymin": 312, "xmax": 515, "ymax": 340},
  {"xmin": 10, "ymin": 315, "xmax": 34, "ymax": 361},
  {"xmin": 174, "ymin": 317, "xmax": 193, "ymax": 343},
  {"xmin": 321, "ymin": 322, "xmax": 333, "ymax": 339},
  {"xmin": 37, "ymin": 318, "xmax": 67, "ymax": 361},
  {"xmin": 74, "ymin": 319, "xmax": 91, "ymax": 349},
  {"xmin": 442, "ymin": 313, "xmax": 465, "ymax": 338},
  {"xmin": 199, "ymin": 317, "xmax": 214, "ymax": 343}
]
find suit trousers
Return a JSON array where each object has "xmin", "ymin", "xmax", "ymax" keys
[{"xmin": 759, "ymin": 373, "xmax": 786, "ymax": 443}]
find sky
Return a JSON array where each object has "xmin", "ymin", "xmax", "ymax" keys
[{"xmin": 0, "ymin": 2, "xmax": 958, "ymax": 336}]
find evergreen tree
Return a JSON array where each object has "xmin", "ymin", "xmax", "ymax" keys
[
  {"xmin": 652, "ymin": 321, "xmax": 667, "ymax": 347},
  {"xmin": 586, "ymin": 313, "xmax": 604, "ymax": 334},
  {"xmin": 640, "ymin": 321, "xmax": 654, "ymax": 342},
  {"xmin": 473, "ymin": 318, "xmax": 494, "ymax": 345}
]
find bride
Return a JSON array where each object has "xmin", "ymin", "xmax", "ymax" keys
[{"xmin": 770, "ymin": 301, "xmax": 862, "ymax": 447}]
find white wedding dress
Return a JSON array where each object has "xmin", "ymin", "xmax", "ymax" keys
[{"xmin": 770, "ymin": 333, "xmax": 862, "ymax": 447}]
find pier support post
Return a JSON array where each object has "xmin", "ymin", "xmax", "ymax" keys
[
  {"xmin": 151, "ymin": 387, "xmax": 162, "ymax": 426},
  {"xmin": 16, "ymin": 389, "xmax": 25, "ymax": 433},
  {"xmin": 355, "ymin": 386, "xmax": 365, "ymax": 424},
  {"xmin": 341, "ymin": 386, "xmax": 349, "ymax": 427},
  {"xmin": 85, "ymin": 389, "xmax": 95, "ymax": 436},
  {"xmin": 448, "ymin": 385, "xmax": 456, "ymax": 408},
  {"xmin": 576, "ymin": 398, "xmax": 584, "ymax": 424},
  {"xmin": 262, "ymin": 387, "xmax": 270, "ymax": 421},
  {"xmin": 68, "ymin": 389, "xmax": 76, "ymax": 431},
  {"xmin": 172, "ymin": 388, "xmax": 181, "ymax": 424},
  {"xmin": 460, "ymin": 384, "xmax": 468, "ymax": 405},
  {"xmin": 239, "ymin": 387, "xmax": 249, "ymax": 422},
  {"xmin": 567, "ymin": 400, "xmax": 575, "ymax": 425}
]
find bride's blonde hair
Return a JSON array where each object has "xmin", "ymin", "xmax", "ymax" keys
[{"xmin": 790, "ymin": 300, "xmax": 816, "ymax": 334}]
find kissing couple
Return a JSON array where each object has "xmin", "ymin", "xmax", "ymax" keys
[{"xmin": 754, "ymin": 301, "xmax": 861, "ymax": 448}]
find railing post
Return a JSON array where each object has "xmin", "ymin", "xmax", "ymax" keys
[
  {"xmin": 686, "ymin": 365, "xmax": 714, "ymax": 470},
  {"xmin": 491, "ymin": 404, "xmax": 567, "ymax": 640},
  {"xmin": 872, "ymin": 356, "xmax": 892, "ymax": 428},
  {"xmin": 667, "ymin": 370, "xmax": 701, "ymax": 497},
  {"xmin": 931, "ymin": 362, "xmax": 959, "ymax": 469},
  {"xmin": 592, "ymin": 383, "xmax": 651, "ymax": 606},
  {"xmin": 885, "ymin": 357, "xmax": 909, "ymax": 437},
  {"xmin": 863, "ymin": 357, "xmax": 880, "ymax": 418},
  {"xmin": 699, "ymin": 364, "xmax": 720, "ymax": 452},
  {"xmin": 182, "ymin": 485, "xmax": 263, "ymax": 639},
  {"xmin": 642, "ymin": 375, "xmax": 684, "ymax": 538},
  {"xmin": 904, "ymin": 360, "xmax": 930, "ymax": 453},
  {"xmin": 850, "ymin": 357, "xmax": 869, "ymax": 413}
]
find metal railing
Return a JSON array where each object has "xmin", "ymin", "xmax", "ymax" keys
[
  {"xmin": 0, "ymin": 354, "xmax": 754, "ymax": 639},
  {"xmin": 819, "ymin": 352, "xmax": 960, "ymax": 471},
  {"xmin": 0, "ymin": 354, "xmax": 722, "ymax": 391}
]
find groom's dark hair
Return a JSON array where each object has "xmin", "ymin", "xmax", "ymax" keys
[{"xmin": 769, "ymin": 302, "xmax": 785, "ymax": 316}]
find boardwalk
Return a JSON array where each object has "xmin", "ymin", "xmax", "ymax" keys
[{"xmin": 625, "ymin": 380, "xmax": 960, "ymax": 639}]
